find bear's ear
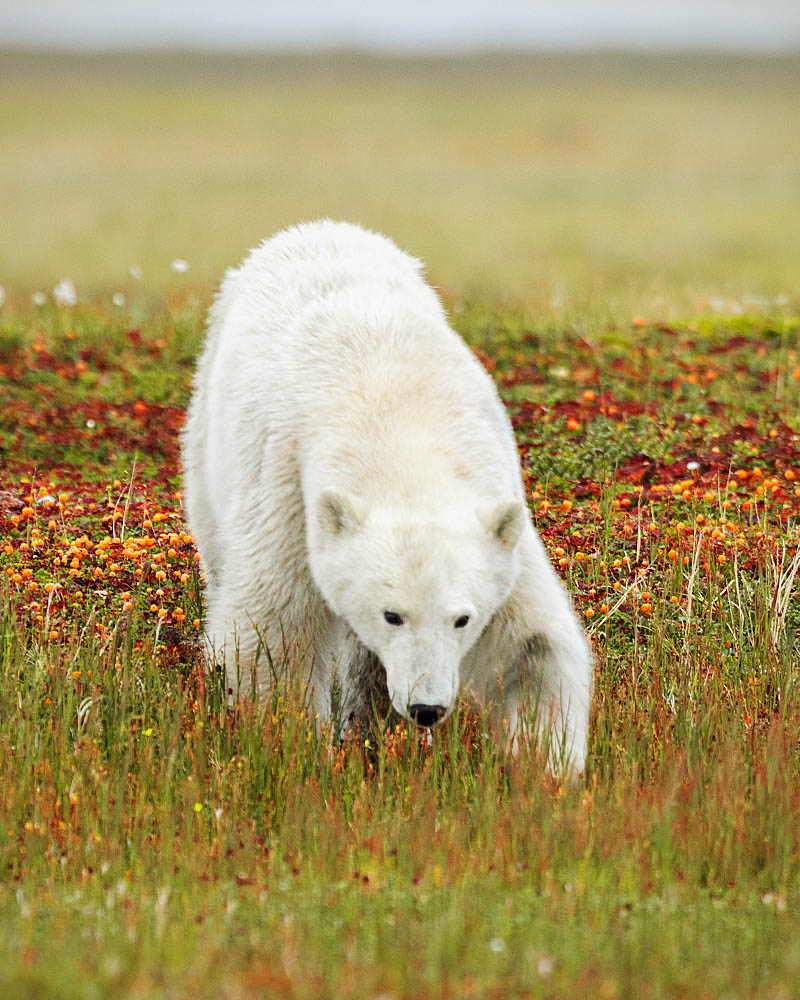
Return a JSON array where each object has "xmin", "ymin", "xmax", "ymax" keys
[
  {"xmin": 317, "ymin": 488, "xmax": 364, "ymax": 536},
  {"xmin": 479, "ymin": 499, "xmax": 525, "ymax": 548}
]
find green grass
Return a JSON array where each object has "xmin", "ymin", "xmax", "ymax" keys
[
  {"xmin": 1, "ymin": 298, "xmax": 800, "ymax": 998},
  {"xmin": 1, "ymin": 50, "xmax": 800, "ymax": 318}
]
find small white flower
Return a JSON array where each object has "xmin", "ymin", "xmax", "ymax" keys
[
  {"xmin": 53, "ymin": 278, "xmax": 77, "ymax": 307},
  {"xmin": 32, "ymin": 291, "xmax": 46, "ymax": 306},
  {"xmin": 112, "ymin": 292, "xmax": 126, "ymax": 308},
  {"xmin": 536, "ymin": 955, "xmax": 554, "ymax": 977},
  {"xmin": 86, "ymin": 419, "xmax": 96, "ymax": 429},
  {"xmin": 686, "ymin": 461, "xmax": 699, "ymax": 471},
  {"xmin": 489, "ymin": 937, "xmax": 506, "ymax": 953},
  {"xmin": 129, "ymin": 264, "xmax": 143, "ymax": 280},
  {"xmin": 170, "ymin": 258, "xmax": 189, "ymax": 273}
]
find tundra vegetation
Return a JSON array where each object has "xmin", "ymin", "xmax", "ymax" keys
[
  {"xmin": 1, "ymin": 50, "xmax": 800, "ymax": 1000},
  {"xmin": 1, "ymin": 298, "xmax": 799, "ymax": 999}
]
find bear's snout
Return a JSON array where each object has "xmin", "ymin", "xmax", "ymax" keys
[{"xmin": 408, "ymin": 703, "xmax": 446, "ymax": 728}]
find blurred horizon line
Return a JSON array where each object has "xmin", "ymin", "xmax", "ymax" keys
[{"xmin": 3, "ymin": 42, "xmax": 799, "ymax": 59}]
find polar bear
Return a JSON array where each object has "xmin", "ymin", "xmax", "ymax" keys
[{"xmin": 182, "ymin": 220, "xmax": 592, "ymax": 769}]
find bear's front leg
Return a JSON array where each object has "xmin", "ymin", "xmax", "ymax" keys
[
  {"xmin": 309, "ymin": 617, "xmax": 390, "ymax": 739},
  {"xmin": 492, "ymin": 527, "xmax": 593, "ymax": 774},
  {"xmin": 503, "ymin": 630, "xmax": 591, "ymax": 775},
  {"xmin": 204, "ymin": 557, "xmax": 321, "ymax": 702}
]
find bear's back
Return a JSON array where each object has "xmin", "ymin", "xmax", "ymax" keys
[
  {"xmin": 198, "ymin": 221, "xmax": 522, "ymax": 514},
  {"xmin": 204, "ymin": 219, "xmax": 460, "ymax": 425},
  {"xmin": 212, "ymin": 220, "xmax": 436, "ymax": 348}
]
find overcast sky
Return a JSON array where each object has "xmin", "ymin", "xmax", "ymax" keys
[{"xmin": 3, "ymin": 0, "xmax": 800, "ymax": 51}]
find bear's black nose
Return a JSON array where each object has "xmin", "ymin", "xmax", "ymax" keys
[{"xmin": 409, "ymin": 704, "xmax": 446, "ymax": 728}]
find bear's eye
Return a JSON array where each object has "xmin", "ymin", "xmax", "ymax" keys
[
  {"xmin": 384, "ymin": 611, "xmax": 404, "ymax": 626},
  {"xmin": 454, "ymin": 615, "xmax": 470, "ymax": 629}
]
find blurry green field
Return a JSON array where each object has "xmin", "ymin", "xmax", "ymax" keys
[{"xmin": 2, "ymin": 49, "xmax": 800, "ymax": 317}]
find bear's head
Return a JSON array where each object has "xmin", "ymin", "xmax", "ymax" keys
[{"xmin": 308, "ymin": 488, "xmax": 524, "ymax": 726}]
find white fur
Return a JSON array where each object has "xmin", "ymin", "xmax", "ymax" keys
[{"xmin": 182, "ymin": 220, "xmax": 592, "ymax": 770}]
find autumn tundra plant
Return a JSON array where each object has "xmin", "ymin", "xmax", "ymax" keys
[{"xmin": 1, "ymin": 295, "xmax": 800, "ymax": 998}]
